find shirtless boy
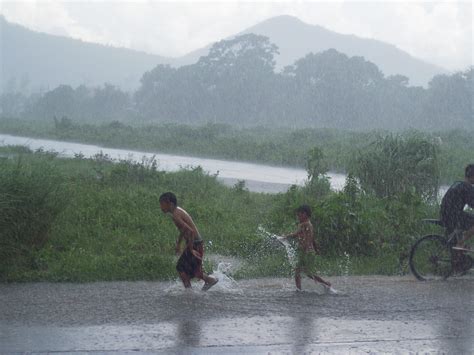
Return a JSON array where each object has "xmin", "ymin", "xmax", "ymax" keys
[
  {"xmin": 159, "ymin": 192, "xmax": 218, "ymax": 290},
  {"xmin": 282, "ymin": 205, "xmax": 335, "ymax": 293}
]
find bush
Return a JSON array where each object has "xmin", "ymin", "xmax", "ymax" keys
[
  {"xmin": 350, "ymin": 133, "xmax": 440, "ymax": 201},
  {"xmin": 0, "ymin": 150, "xmax": 67, "ymax": 278}
]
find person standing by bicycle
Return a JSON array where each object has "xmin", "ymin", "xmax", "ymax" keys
[{"xmin": 440, "ymin": 164, "xmax": 474, "ymax": 252}]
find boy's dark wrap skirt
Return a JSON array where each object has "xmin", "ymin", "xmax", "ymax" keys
[{"xmin": 176, "ymin": 240, "xmax": 204, "ymax": 279}]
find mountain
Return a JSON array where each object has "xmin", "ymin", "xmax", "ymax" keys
[
  {"xmin": 0, "ymin": 16, "xmax": 172, "ymax": 93},
  {"xmin": 175, "ymin": 15, "xmax": 447, "ymax": 87},
  {"xmin": 1, "ymin": 15, "xmax": 448, "ymax": 93}
]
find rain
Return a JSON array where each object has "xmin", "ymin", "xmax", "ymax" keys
[{"xmin": 0, "ymin": 1, "xmax": 472, "ymax": 354}]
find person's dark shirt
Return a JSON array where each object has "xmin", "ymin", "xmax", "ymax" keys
[{"xmin": 440, "ymin": 181, "xmax": 474, "ymax": 221}]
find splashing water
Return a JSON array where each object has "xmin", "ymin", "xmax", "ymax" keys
[
  {"xmin": 164, "ymin": 261, "xmax": 242, "ymax": 294},
  {"xmin": 256, "ymin": 225, "xmax": 296, "ymax": 267},
  {"xmin": 209, "ymin": 262, "xmax": 243, "ymax": 294},
  {"xmin": 256, "ymin": 225, "xmax": 343, "ymax": 295}
]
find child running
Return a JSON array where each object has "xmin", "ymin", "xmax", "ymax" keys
[
  {"xmin": 282, "ymin": 205, "xmax": 336, "ymax": 293},
  {"xmin": 159, "ymin": 192, "xmax": 218, "ymax": 291}
]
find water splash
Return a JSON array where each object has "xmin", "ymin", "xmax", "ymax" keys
[
  {"xmin": 164, "ymin": 262, "xmax": 242, "ymax": 294},
  {"xmin": 209, "ymin": 262, "xmax": 243, "ymax": 294},
  {"xmin": 256, "ymin": 225, "xmax": 296, "ymax": 267}
]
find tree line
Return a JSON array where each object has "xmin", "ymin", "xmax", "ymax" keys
[{"xmin": 1, "ymin": 34, "xmax": 472, "ymax": 130}]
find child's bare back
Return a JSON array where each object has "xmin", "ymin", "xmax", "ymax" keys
[{"xmin": 171, "ymin": 207, "xmax": 200, "ymax": 243}]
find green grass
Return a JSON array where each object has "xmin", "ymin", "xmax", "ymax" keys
[
  {"xmin": 0, "ymin": 146, "xmax": 443, "ymax": 282},
  {"xmin": 0, "ymin": 118, "xmax": 472, "ymax": 183}
]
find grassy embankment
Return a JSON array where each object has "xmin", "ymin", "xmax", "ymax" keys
[
  {"xmin": 0, "ymin": 146, "xmax": 440, "ymax": 282},
  {"xmin": 0, "ymin": 118, "xmax": 471, "ymax": 184}
]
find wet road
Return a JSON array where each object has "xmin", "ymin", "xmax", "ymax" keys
[{"xmin": 0, "ymin": 276, "xmax": 472, "ymax": 354}]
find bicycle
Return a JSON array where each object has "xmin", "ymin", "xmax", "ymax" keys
[{"xmin": 409, "ymin": 219, "xmax": 473, "ymax": 281}]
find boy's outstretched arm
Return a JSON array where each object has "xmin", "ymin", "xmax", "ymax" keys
[
  {"xmin": 284, "ymin": 224, "xmax": 302, "ymax": 239},
  {"xmin": 283, "ymin": 232, "xmax": 297, "ymax": 239}
]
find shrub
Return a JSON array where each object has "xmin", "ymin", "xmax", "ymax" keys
[
  {"xmin": 0, "ymin": 150, "xmax": 67, "ymax": 278},
  {"xmin": 350, "ymin": 132, "xmax": 439, "ymax": 201}
]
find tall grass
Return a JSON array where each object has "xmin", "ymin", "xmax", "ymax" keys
[
  {"xmin": 0, "ymin": 146, "xmax": 441, "ymax": 282},
  {"xmin": 0, "ymin": 117, "xmax": 471, "ymax": 183},
  {"xmin": 0, "ymin": 150, "xmax": 66, "ymax": 277}
]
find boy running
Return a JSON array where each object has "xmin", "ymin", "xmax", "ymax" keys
[
  {"xmin": 159, "ymin": 192, "xmax": 218, "ymax": 291},
  {"xmin": 282, "ymin": 205, "xmax": 335, "ymax": 293}
]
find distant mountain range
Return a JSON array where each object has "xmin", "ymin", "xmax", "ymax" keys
[
  {"xmin": 176, "ymin": 15, "xmax": 447, "ymax": 86},
  {"xmin": 0, "ymin": 16, "xmax": 171, "ymax": 92},
  {"xmin": 1, "ymin": 15, "xmax": 448, "ymax": 93}
]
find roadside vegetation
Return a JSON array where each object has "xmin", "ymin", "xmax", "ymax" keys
[
  {"xmin": 0, "ymin": 117, "xmax": 471, "ymax": 184},
  {"xmin": 0, "ymin": 133, "xmax": 444, "ymax": 282}
]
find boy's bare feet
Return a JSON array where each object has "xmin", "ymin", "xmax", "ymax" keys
[{"xmin": 202, "ymin": 277, "xmax": 219, "ymax": 291}]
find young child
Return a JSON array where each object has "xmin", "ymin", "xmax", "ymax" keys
[
  {"xmin": 159, "ymin": 192, "xmax": 218, "ymax": 291},
  {"xmin": 282, "ymin": 205, "xmax": 336, "ymax": 293}
]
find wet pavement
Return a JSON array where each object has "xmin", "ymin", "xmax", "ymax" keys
[{"xmin": 0, "ymin": 276, "xmax": 472, "ymax": 354}]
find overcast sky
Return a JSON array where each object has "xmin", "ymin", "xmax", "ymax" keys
[{"xmin": 1, "ymin": 0, "xmax": 472, "ymax": 71}]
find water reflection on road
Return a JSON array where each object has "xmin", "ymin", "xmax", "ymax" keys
[{"xmin": 0, "ymin": 276, "xmax": 472, "ymax": 353}]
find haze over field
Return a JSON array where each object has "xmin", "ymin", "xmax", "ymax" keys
[
  {"xmin": 0, "ymin": 3, "xmax": 473, "ymax": 353},
  {"xmin": 1, "ymin": 1, "xmax": 470, "ymax": 69},
  {"xmin": 1, "ymin": 13, "xmax": 451, "ymax": 91},
  {"xmin": 1, "ymin": 3, "xmax": 472, "ymax": 131}
]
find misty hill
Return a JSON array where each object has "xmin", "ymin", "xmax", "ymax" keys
[
  {"xmin": 2, "ymin": 14, "xmax": 448, "ymax": 93},
  {"xmin": 8, "ymin": 34, "xmax": 469, "ymax": 131},
  {"xmin": 175, "ymin": 15, "xmax": 447, "ymax": 87},
  {"xmin": 0, "ymin": 16, "xmax": 171, "ymax": 93}
]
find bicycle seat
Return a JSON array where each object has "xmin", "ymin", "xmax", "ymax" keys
[{"xmin": 422, "ymin": 219, "xmax": 445, "ymax": 227}]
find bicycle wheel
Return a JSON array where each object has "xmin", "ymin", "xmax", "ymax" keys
[{"xmin": 409, "ymin": 234, "xmax": 453, "ymax": 281}]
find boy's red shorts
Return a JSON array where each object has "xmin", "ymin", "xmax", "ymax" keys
[{"xmin": 176, "ymin": 240, "xmax": 204, "ymax": 279}]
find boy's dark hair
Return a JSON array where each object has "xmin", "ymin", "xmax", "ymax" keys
[
  {"xmin": 159, "ymin": 192, "xmax": 177, "ymax": 205},
  {"xmin": 296, "ymin": 204, "xmax": 312, "ymax": 217},
  {"xmin": 465, "ymin": 164, "xmax": 474, "ymax": 178}
]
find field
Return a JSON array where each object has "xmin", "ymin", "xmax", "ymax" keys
[
  {"xmin": 0, "ymin": 145, "xmax": 441, "ymax": 282},
  {"xmin": 0, "ymin": 118, "xmax": 472, "ymax": 183}
]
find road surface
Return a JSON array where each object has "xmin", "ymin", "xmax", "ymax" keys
[{"xmin": 0, "ymin": 276, "xmax": 472, "ymax": 354}]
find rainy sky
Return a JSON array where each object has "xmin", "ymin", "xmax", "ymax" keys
[{"xmin": 1, "ymin": 0, "xmax": 472, "ymax": 71}]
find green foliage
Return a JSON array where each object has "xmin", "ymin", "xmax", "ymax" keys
[
  {"xmin": 1, "ymin": 118, "xmax": 470, "ymax": 185},
  {"xmin": 0, "ymin": 141, "xmax": 446, "ymax": 282},
  {"xmin": 0, "ymin": 151, "xmax": 67, "ymax": 275},
  {"xmin": 0, "ymin": 148, "xmax": 275, "ymax": 281},
  {"xmin": 305, "ymin": 146, "xmax": 328, "ymax": 181},
  {"xmin": 2, "ymin": 30, "xmax": 472, "ymax": 131},
  {"xmin": 350, "ymin": 133, "xmax": 440, "ymax": 201}
]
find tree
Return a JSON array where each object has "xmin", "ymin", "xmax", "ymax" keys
[
  {"xmin": 135, "ymin": 34, "xmax": 280, "ymax": 125},
  {"xmin": 422, "ymin": 68, "xmax": 473, "ymax": 130},
  {"xmin": 350, "ymin": 133, "xmax": 440, "ymax": 201},
  {"xmin": 305, "ymin": 147, "xmax": 328, "ymax": 181},
  {"xmin": 282, "ymin": 50, "xmax": 385, "ymax": 128}
]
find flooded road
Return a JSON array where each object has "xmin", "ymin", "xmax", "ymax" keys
[{"xmin": 1, "ymin": 276, "xmax": 472, "ymax": 353}]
